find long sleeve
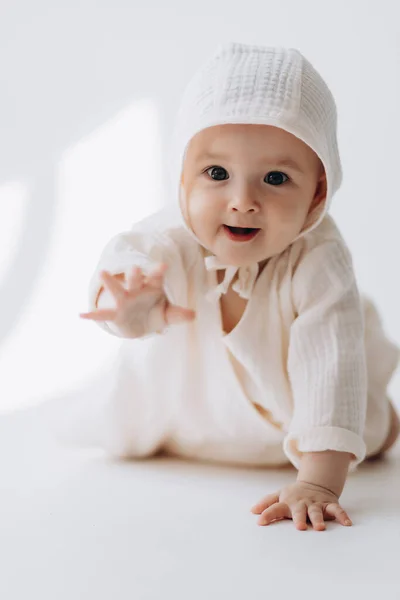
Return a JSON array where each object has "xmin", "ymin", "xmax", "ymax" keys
[
  {"xmin": 283, "ymin": 237, "xmax": 367, "ymax": 469},
  {"xmin": 87, "ymin": 208, "xmax": 192, "ymax": 337}
]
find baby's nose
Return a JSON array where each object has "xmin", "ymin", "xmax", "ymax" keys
[
  {"xmin": 229, "ymin": 194, "xmax": 259, "ymax": 213},
  {"xmin": 228, "ymin": 181, "xmax": 261, "ymax": 212}
]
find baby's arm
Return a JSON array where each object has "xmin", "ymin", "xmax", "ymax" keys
[
  {"xmin": 297, "ymin": 449, "xmax": 351, "ymax": 498},
  {"xmin": 285, "ymin": 238, "xmax": 367, "ymax": 467},
  {"xmin": 81, "ymin": 263, "xmax": 195, "ymax": 338},
  {"xmin": 253, "ymin": 235, "xmax": 366, "ymax": 530},
  {"xmin": 81, "ymin": 211, "xmax": 194, "ymax": 338}
]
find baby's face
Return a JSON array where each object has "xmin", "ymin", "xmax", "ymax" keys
[{"xmin": 180, "ymin": 124, "xmax": 327, "ymax": 266}]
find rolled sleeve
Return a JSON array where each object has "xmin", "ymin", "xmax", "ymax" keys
[
  {"xmin": 284, "ymin": 426, "xmax": 367, "ymax": 471},
  {"xmin": 285, "ymin": 237, "xmax": 367, "ymax": 469}
]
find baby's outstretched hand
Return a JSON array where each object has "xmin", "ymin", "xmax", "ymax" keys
[
  {"xmin": 251, "ymin": 481, "xmax": 352, "ymax": 531},
  {"xmin": 80, "ymin": 263, "xmax": 195, "ymax": 338}
]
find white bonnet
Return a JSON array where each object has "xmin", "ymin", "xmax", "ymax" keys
[{"xmin": 168, "ymin": 42, "xmax": 342, "ymax": 238}]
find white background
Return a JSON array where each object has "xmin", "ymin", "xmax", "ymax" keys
[{"xmin": 1, "ymin": 0, "xmax": 399, "ymax": 412}]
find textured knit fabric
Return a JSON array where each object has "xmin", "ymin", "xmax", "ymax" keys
[{"xmin": 89, "ymin": 208, "xmax": 399, "ymax": 468}]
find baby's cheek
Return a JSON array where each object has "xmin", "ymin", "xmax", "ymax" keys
[
  {"xmin": 283, "ymin": 201, "xmax": 310, "ymax": 231},
  {"xmin": 267, "ymin": 211, "xmax": 302, "ymax": 252},
  {"xmin": 187, "ymin": 191, "xmax": 212, "ymax": 221},
  {"xmin": 271, "ymin": 204, "xmax": 298, "ymax": 230}
]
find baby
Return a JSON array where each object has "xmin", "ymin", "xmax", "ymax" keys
[{"xmin": 80, "ymin": 42, "xmax": 400, "ymax": 531}]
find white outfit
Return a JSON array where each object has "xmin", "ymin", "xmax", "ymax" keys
[{"xmin": 89, "ymin": 207, "xmax": 399, "ymax": 470}]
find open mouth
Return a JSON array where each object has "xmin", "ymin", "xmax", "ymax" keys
[{"xmin": 223, "ymin": 225, "xmax": 260, "ymax": 242}]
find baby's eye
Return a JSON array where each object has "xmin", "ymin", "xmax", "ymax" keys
[
  {"xmin": 206, "ymin": 166, "xmax": 229, "ymax": 181},
  {"xmin": 265, "ymin": 171, "xmax": 289, "ymax": 186}
]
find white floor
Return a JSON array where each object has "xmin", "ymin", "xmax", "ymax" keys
[{"xmin": 0, "ymin": 401, "xmax": 399, "ymax": 600}]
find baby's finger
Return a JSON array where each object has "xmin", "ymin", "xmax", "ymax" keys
[
  {"xmin": 127, "ymin": 266, "xmax": 145, "ymax": 291},
  {"xmin": 100, "ymin": 271, "xmax": 126, "ymax": 300},
  {"xmin": 80, "ymin": 309, "xmax": 117, "ymax": 321},
  {"xmin": 291, "ymin": 503, "xmax": 308, "ymax": 531},
  {"xmin": 251, "ymin": 493, "xmax": 279, "ymax": 515},
  {"xmin": 308, "ymin": 504, "xmax": 326, "ymax": 531},
  {"xmin": 146, "ymin": 263, "xmax": 169, "ymax": 289},
  {"xmin": 258, "ymin": 502, "xmax": 290, "ymax": 526},
  {"xmin": 324, "ymin": 503, "xmax": 352, "ymax": 527},
  {"xmin": 165, "ymin": 305, "xmax": 196, "ymax": 325}
]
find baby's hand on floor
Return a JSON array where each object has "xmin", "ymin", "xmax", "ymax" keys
[
  {"xmin": 251, "ymin": 481, "xmax": 352, "ymax": 531},
  {"xmin": 80, "ymin": 263, "xmax": 196, "ymax": 338}
]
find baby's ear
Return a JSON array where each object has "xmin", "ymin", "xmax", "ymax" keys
[{"xmin": 310, "ymin": 171, "xmax": 327, "ymax": 212}]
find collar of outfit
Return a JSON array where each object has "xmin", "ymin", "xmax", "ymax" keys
[{"xmin": 204, "ymin": 255, "xmax": 260, "ymax": 302}]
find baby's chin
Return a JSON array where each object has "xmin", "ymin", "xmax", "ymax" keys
[
  {"xmin": 212, "ymin": 237, "xmax": 294, "ymax": 267},
  {"xmin": 212, "ymin": 246, "xmax": 273, "ymax": 267}
]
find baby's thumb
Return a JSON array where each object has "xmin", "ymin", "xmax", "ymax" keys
[{"xmin": 165, "ymin": 304, "xmax": 196, "ymax": 325}]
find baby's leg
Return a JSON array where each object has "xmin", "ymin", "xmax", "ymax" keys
[
  {"xmin": 99, "ymin": 344, "xmax": 172, "ymax": 460},
  {"xmin": 103, "ymin": 394, "xmax": 167, "ymax": 460},
  {"xmin": 362, "ymin": 297, "xmax": 400, "ymax": 460},
  {"xmin": 366, "ymin": 402, "xmax": 399, "ymax": 460}
]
